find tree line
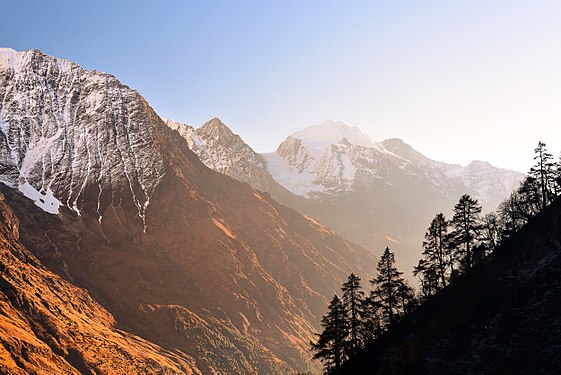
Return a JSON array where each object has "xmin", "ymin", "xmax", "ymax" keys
[
  {"xmin": 310, "ymin": 249, "xmax": 415, "ymax": 372},
  {"xmin": 310, "ymin": 141, "xmax": 561, "ymax": 373},
  {"xmin": 415, "ymin": 141, "xmax": 561, "ymax": 297}
]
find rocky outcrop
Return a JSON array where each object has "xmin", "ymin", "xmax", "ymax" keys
[{"xmin": 166, "ymin": 118, "xmax": 276, "ymax": 194}]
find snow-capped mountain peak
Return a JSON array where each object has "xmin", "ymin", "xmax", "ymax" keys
[
  {"xmin": 0, "ymin": 48, "xmax": 166, "ymax": 223},
  {"xmin": 291, "ymin": 119, "xmax": 385, "ymax": 152}
]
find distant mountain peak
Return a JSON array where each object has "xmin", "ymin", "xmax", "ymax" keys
[
  {"xmin": 466, "ymin": 160, "xmax": 493, "ymax": 168},
  {"xmin": 291, "ymin": 119, "xmax": 384, "ymax": 151},
  {"xmin": 0, "ymin": 48, "xmax": 75, "ymax": 73},
  {"xmin": 199, "ymin": 117, "xmax": 235, "ymax": 138}
]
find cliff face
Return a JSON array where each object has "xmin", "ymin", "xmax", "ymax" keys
[
  {"xmin": 0, "ymin": 48, "xmax": 377, "ymax": 373},
  {"xmin": 0, "ymin": 190, "xmax": 199, "ymax": 374}
]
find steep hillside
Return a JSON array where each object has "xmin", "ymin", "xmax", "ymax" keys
[
  {"xmin": 340, "ymin": 197, "xmax": 561, "ymax": 374},
  {"xmin": 0, "ymin": 48, "xmax": 376, "ymax": 373},
  {"xmin": 0, "ymin": 190, "xmax": 199, "ymax": 374}
]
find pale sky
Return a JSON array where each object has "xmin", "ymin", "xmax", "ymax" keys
[{"xmin": 3, "ymin": 0, "xmax": 561, "ymax": 172}]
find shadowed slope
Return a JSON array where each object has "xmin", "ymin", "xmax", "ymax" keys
[
  {"xmin": 0, "ymin": 190, "xmax": 199, "ymax": 374},
  {"xmin": 340, "ymin": 197, "xmax": 561, "ymax": 374}
]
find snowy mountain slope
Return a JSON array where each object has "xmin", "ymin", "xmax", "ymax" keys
[
  {"xmin": 0, "ymin": 47, "xmax": 164, "ymax": 225},
  {"xmin": 265, "ymin": 120, "xmax": 523, "ymax": 208},
  {"xmin": 165, "ymin": 117, "xmax": 278, "ymax": 193}
]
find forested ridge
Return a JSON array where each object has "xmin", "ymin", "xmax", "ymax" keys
[{"xmin": 311, "ymin": 142, "xmax": 561, "ymax": 374}]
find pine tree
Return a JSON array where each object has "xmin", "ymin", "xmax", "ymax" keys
[
  {"xmin": 449, "ymin": 194, "xmax": 482, "ymax": 271},
  {"xmin": 517, "ymin": 176, "xmax": 543, "ymax": 217},
  {"xmin": 341, "ymin": 273, "xmax": 365, "ymax": 357},
  {"xmin": 480, "ymin": 212, "xmax": 500, "ymax": 253},
  {"xmin": 370, "ymin": 247, "xmax": 409, "ymax": 327},
  {"xmin": 361, "ymin": 296, "xmax": 384, "ymax": 345},
  {"xmin": 497, "ymin": 190, "xmax": 532, "ymax": 239},
  {"xmin": 413, "ymin": 258, "xmax": 440, "ymax": 298},
  {"xmin": 414, "ymin": 213, "xmax": 451, "ymax": 293},
  {"xmin": 311, "ymin": 295, "xmax": 348, "ymax": 372},
  {"xmin": 529, "ymin": 141, "xmax": 555, "ymax": 209},
  {"xmin": 553, "ymin": 152, "xmax": 561, "ymax": 197},
  {"xmin": 397, "ymin": 279, "xmax": 416, "ymax": 315}
]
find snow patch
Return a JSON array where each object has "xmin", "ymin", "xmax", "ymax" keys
[
  {"xmin": 263, "ymin": 152, "xmax": 326, "ymax": 197},
  {"xmin": 19, "ymin": 128, "xmax": 64, "ymax": 178},
  {"xmin": 0, "ymin": 48, "xmax": 22, "ymax": 70},
  {"xmin": 18, "ymin": 182, "xmax": 62, "ymax": 214}
]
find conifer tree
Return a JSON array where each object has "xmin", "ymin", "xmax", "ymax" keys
[
  {"xmin": 311, "ymin": 295, "xmax": 348, "ymax": 372},
  {"xmin": 413, "ymin": 258, "xmax": 440, "ymax": 298},
  {"xmin": 341, "ymin": 273, "xmax": 365, "ymax": 357},
  {"xmin": 397, "ymin": 279, "xmax": 416, "ymax": 315},
  {"xmin": 529, "ymin": 141, "xmax": 555, "ymax": 209},
  {"xmin": 449, "ymin": 194, "xmax": 482, "ymax": 271},
  {"xmin": 497, "ymin": 190, "xmax": 532, "ymax": 238},
  {"xmin": 480, "ymin": 212, "xmax": 501, "ymax": 253},
  {"xmin": 553, "ymin": 153, "xmax": 561, "ymax": 197},
  {"xmin": 361, "ymin": 296, "xmax": 384, "ymax": 345},
  {"xmin": 414, "ymin": 213, "xmax": 451, "ymax": 293},
  {"xmin": 370, "ymin": 247, "xmax": 409, "ymax": 327}
]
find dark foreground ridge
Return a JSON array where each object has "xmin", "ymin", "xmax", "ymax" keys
[{"xmin": 339, "ymin": 196, "xmax": 561, "ymax": 374}]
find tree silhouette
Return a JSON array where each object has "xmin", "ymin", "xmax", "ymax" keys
[
  {"xmin": 480, "ymin": 212, "xmax": 500, "ymax": 253},
  {"xmin": 414, "ymin": 213, "xmax": 451, "ymax": 295},
  {"xmin": 529, "ymin": 141, "xmax": 555, "ymax": 209},
  {"xmin": 449, "ymin": 194, "xmax": 482, "ymax": 271},
  {"xmin": 311, "ymin": 295, "xmax": 348, "ymax": 372},
  {"xmin": 361, "ymin": 295, "xmax": 384, "ymax": 345},
  {"xmin": 370, "ymin": 247, "xmax": 410, "ymax": 327},
  {"xmin": 554, "ymin": 152, "xmax": 561, "ymax": 196},
  {"xmin": 341, "ymin": 273, "xmax": 365, "ymax": 357}
]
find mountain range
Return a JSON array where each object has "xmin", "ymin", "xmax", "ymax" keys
[
  {"xmin": 0, "ymin": 48, "xmax": 378, "ymax": 373},
  {"xmin": 165, "ymin": 118, "xmax": 523, "ymax": 274}
]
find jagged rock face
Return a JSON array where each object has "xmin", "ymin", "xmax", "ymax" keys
[
  {"xmin": 0, "ymin": 190, "xmax": 199, "ymax": 374},
  {"xmin": 166, "ymin": 118, "xmax": 276, "ymax": 193},
  {"xmin": 0, "ymin": 49, "xmax": 377, "ymax": 373},
  {"xmin": 443, "ymin": 160, "xmax": 524, "ymax": 210},
  {"xmin": 268, "ymin": 135, "xmax": 410, "ymax": 196},
  {"xmin": 0, "ymin": 48, "xmax": 165, "ymax": 223}
]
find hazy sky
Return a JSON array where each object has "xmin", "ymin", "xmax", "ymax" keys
[{"xmin": 3, "ymin": 1, "xmax": 561, "ymax": 172}]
